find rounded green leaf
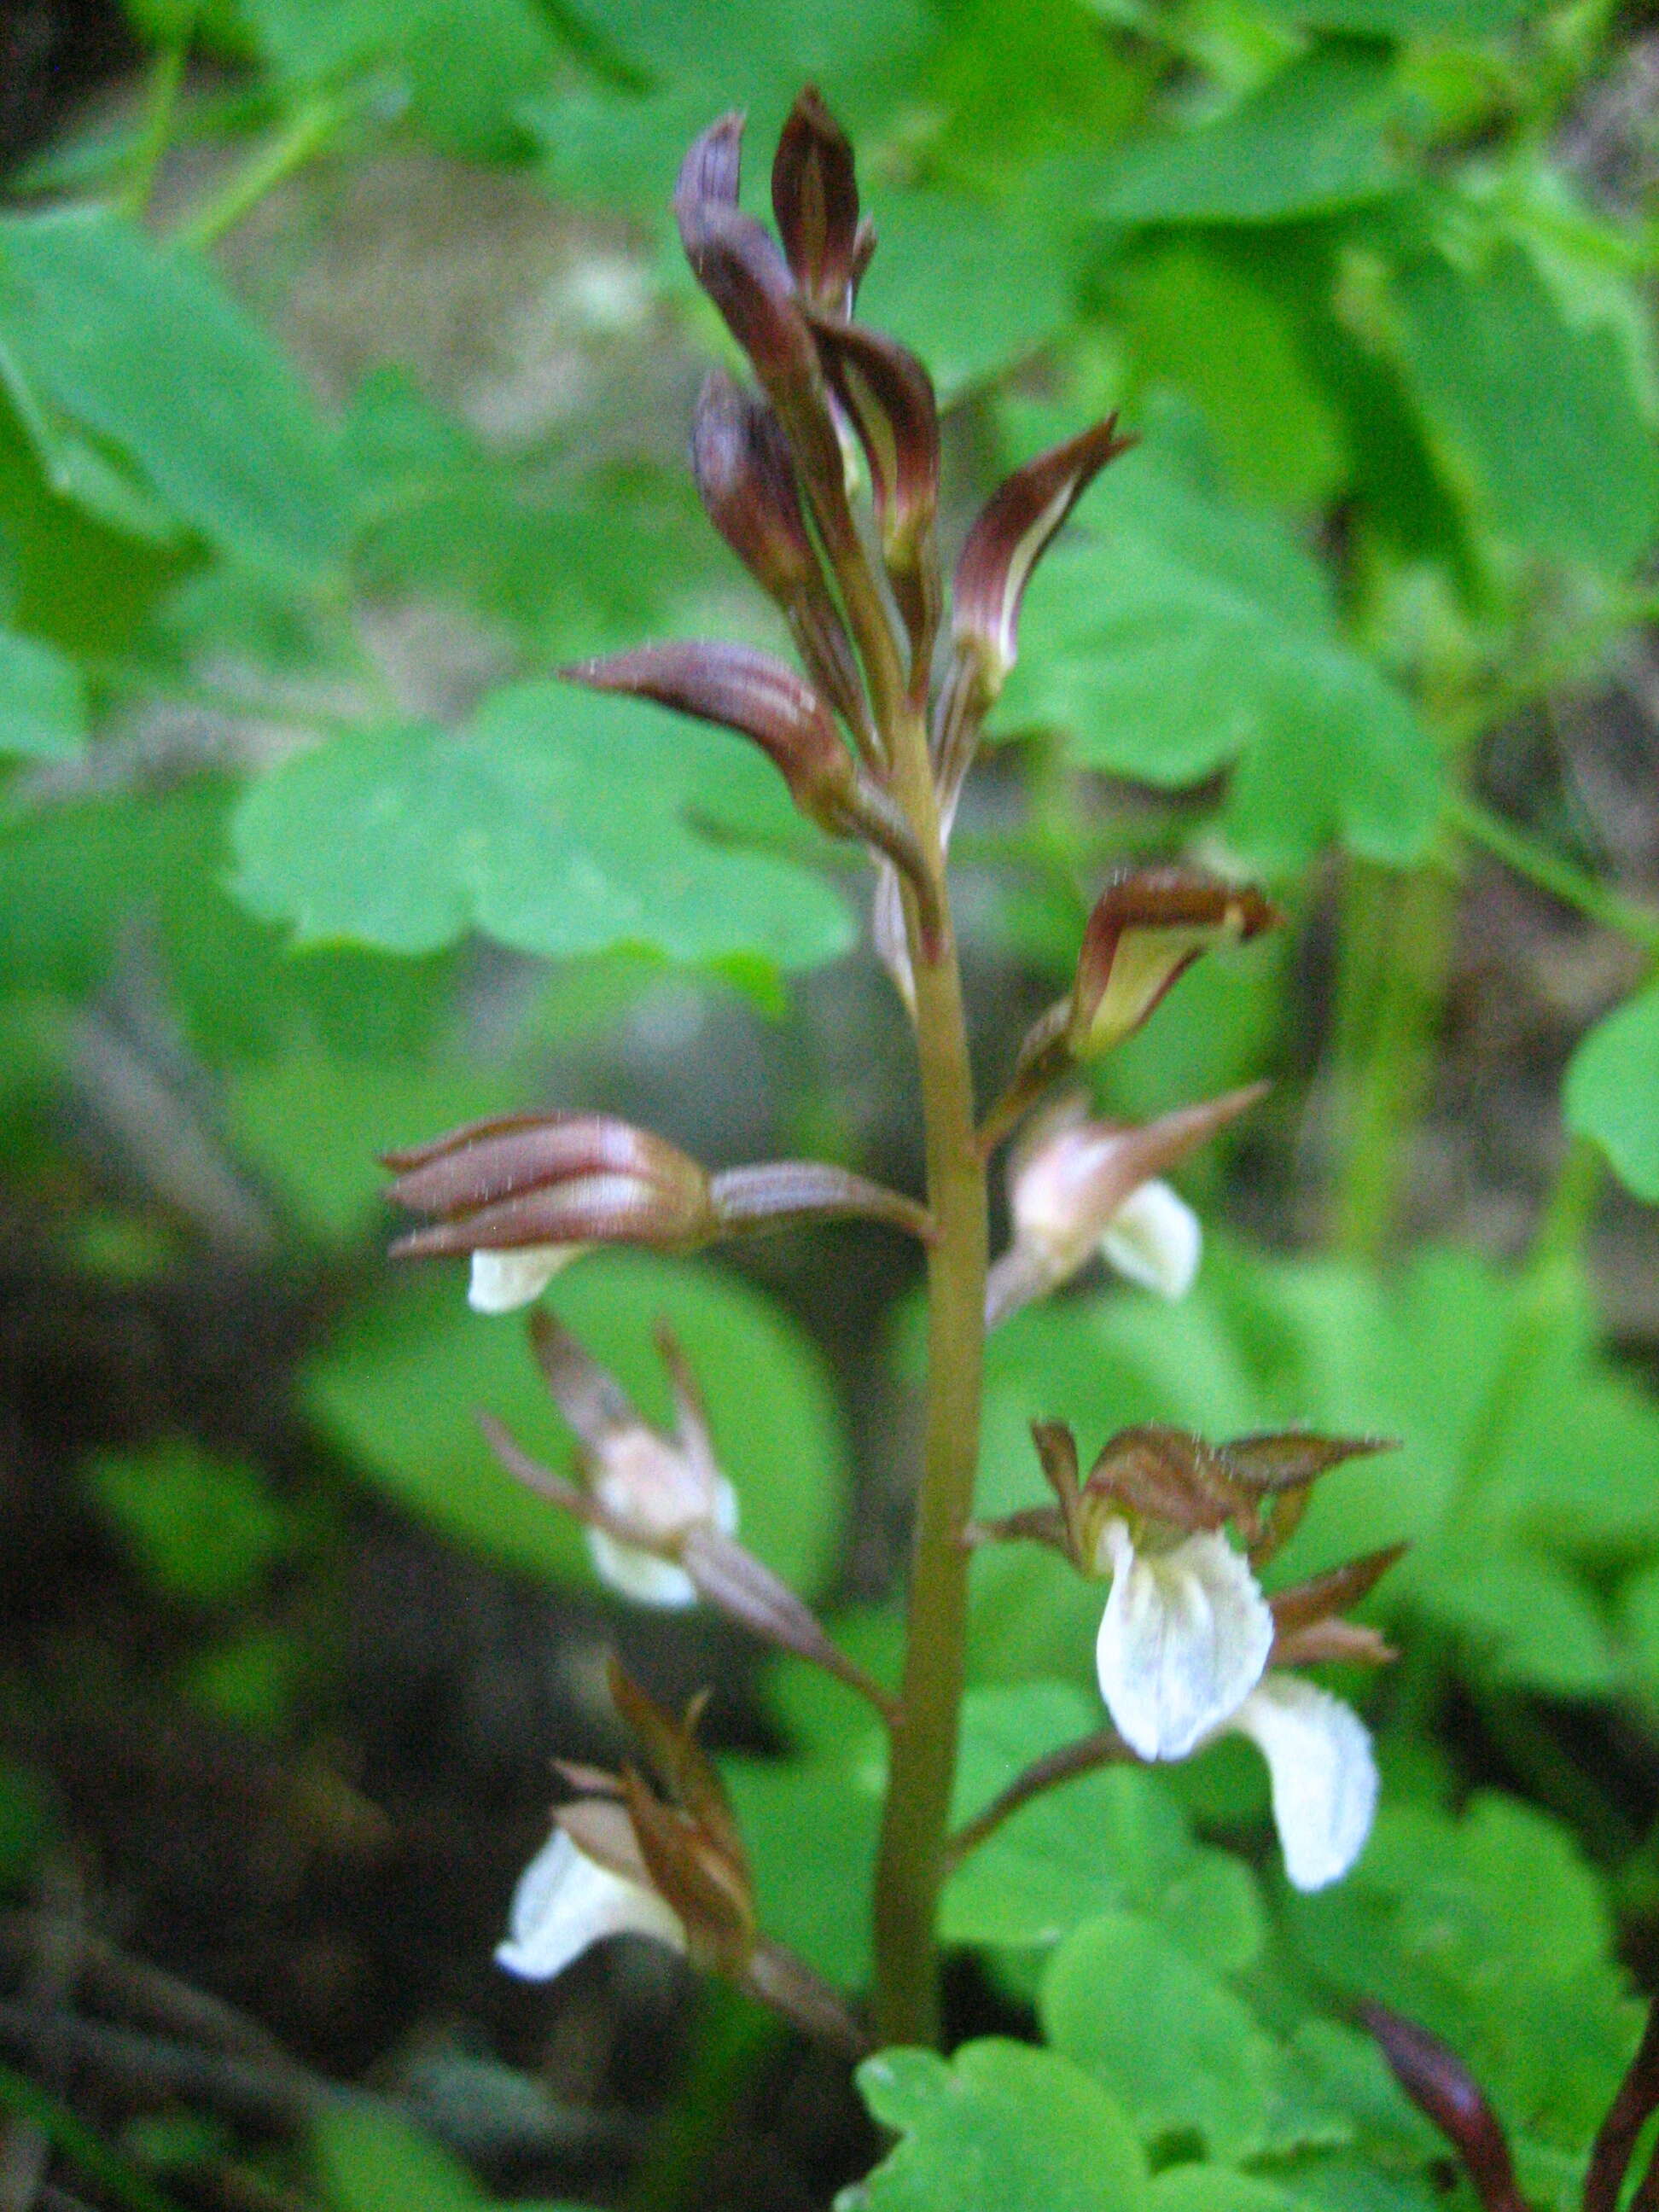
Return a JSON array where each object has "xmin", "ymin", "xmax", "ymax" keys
[
  {"xmin": 1040, "ymin": 1912, "xmax": 1280, "ymax": 2159},
  {"xmin": 0, "ymin": 208, "xmax": 351, "ymax": 579},
  {"xmin": 0, "ymin": 626, "xmax": 85, "ymax": 760},
  {"xmin": 846, "ymin": 2040, "xmax": 1146, "ymax": 2212},
  {"xmin": 231, "ymin": 682, "xmax": 853, "ymax": 981},
  {"xmin": 1565, "ymin": 986, "xmax": 1659, "ymax": 1202}
]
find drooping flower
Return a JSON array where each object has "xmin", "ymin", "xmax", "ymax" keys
[
  {"xmin": 524, "ymin": 1312, "xmax": 737, "ymax": 1610},
  {"xmin": 496, "ymin": 1816, "xmax": 685, "ymax": 1981},
  {"xmin": 985, "ymin": 1086, "xmax": 1266, "ymax": 1327}
]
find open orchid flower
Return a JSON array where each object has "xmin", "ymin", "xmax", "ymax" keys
[
  {"xmin": 497, "ymin": 1819, "xmax": 685, "ymax": 1981},
  {"xmin": 526, "ymin": 1311, "xmax": 737, "ymax": 1610},
  {"xmin": 969, "ymin": 1427, "xmax": 1396, "ymax": 1885},
  {"xmin": 985, "ymin": 1086, "xmax": 1266, "ymax": 1327},
  {"xmin": 498, "ymin": 1665, "xmax": 868, "ymax": 2053}
]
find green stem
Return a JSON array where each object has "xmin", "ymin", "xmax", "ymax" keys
[
  {"xmin": 120, "ymin": 22, "xmax": 193, "ymax": 220},
  {"xmin": 1447, "ymin": 791, "xmax": 1659, "ymax": 958},
  {"xmin": 1330, "ymin": 859, "xmax": 1459, "ymax": 1260},
  {"xmin": 870, "ymin": 701, "xmax": 987, "ymax": 2051},
  {"xmin": 180, "ymin": 94, "xmax": 341, "ymax": 251}
]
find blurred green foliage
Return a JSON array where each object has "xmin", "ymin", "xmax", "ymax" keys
[{"xmin": 4, "ymin": 0, "xmax": 1659, "ymax": 2203}]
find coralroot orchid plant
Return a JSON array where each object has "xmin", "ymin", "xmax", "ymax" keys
[{"xmin": 383, "ymin": 90, "xmax": 1407, "ymax": 2056}]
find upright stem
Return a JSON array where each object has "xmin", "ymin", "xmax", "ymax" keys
[
  {"xmin": 1330, "ymin": 860, "xmax": 1458, "ymax": 1260},
  {"xmin": 870, "ymin": 703, "xmax": 988, "ymax": 2049}
]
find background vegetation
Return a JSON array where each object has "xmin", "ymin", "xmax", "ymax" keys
[{"xmin": 2, "ymin": 0, "xmax": 1659, "ymax": 2205}]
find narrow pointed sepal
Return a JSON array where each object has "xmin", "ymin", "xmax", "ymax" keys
[
  {"xmin": 1228, "ymin": 1676, "xmax": 1377, "ymax": 1891},
  {"xmin": 952, "ymin": 415, "xmax": 1134, "ymax": 702},
  {"xmin": 1095, "ymin": 1522, "xmax": 1274, "ymax": 1761},
  {"xmin": 771, "ymin": 86, "xmax": 863, "ymax": 315},
  {"xmin": 561, "ymin": 641, "xmax": 853, "ymax": 827},
  {"xmin": 679, "ymin": 1525, "xmax": 899, "ymax": 1724}
]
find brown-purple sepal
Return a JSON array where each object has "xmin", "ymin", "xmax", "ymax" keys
[
  {"xmin": 1070, "ymin": 865, "xmax": 1281, "ymax": 1058},
  {"xmin": 1267, "ymin": 1545, "xmax": 1406, "ymax": 1669},
  {"xmin": 680, "ymin": 1525, "xmax": 899, "ymax": 1723},
  {"xmin": 771, "ymin": 86, "xmax": 863, "ymax": 315},
  {"xmin": 384, "ymin": 1113, "xmax": 713, "ymax": 1258},
  {"xmin": 952, "ymin": 415, "xmax": 1134, "ymax": 701},
  {"xmin": 1359, "ymin": 2005, "xmax": 1528, "ymax": 2212},
  {"xmin": 672, "ymin": 110, "xmax": 743, "ymax": 234},
  {"xmin": 561, "ymin": 640, "xmax": 847, "ymax": 818},
  {"xmin": 806, "ymin": 312, "xmax": 940, "ymax": 579},
  {"xmin": 690, "ymin": 373, "xmax": 870, "ymax": 732}
]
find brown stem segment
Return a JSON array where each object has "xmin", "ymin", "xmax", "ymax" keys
[
  {"xmin": 946, "ymin": 1726, "xmax": 1133, "ymax": 1871},
  {"xmin": 870, "ymin": 700, "xmax": 988, "ymax": 2049}
]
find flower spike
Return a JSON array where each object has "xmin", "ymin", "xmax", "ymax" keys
[{"xmin": 771, "ymin": 85, "xmax": 864, "ymax": 315}]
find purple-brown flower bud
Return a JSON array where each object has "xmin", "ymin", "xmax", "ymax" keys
[
  {"xmin": 806, "ymin": 312, "xmax": 940, "ymax": 629},
  {"xmin": 689, "ymin": 372, "xmax": 871, "ymax": 748},
  {"xmin": 951, "ymin": 416, "xmax": 1134, "ymax": 701},
  {"xmin": 384, "ymin": 1114, "xmax": 715, "ymax": 1310},
  {"xmin": 1070, "ymin": 866, "xmax": 1281, "ymax": 1057},
  {"xmin": 771, "ymin": 85, "xmax": 864, "ymax": 315},
  {"xmin": 561, "ymin": 642, "xmax": 940, "ymax": 940}
]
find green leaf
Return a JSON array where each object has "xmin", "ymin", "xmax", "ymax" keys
[
  {"xmin": 944, "ymin": 1685, "xmax": 1265, "ymax": 1968},
  {"xmin": 723, "ymin": 1753, "xmax": 882, "ymax": 1988},
  {"xmin": 1391, "ymin": 239, "xmax": 1659, "ymax": 570},
  {"xmin": 998, "ymin": 429, "xmax": 1444, "ymax": 870},
  {"xmin": 1115, "ymin": 240, "xmax": 1348, "ymax": 504},
  {"xmin": 1253, "ymin": 0, "xmax": 1546, "ymax": 35},
  {"xmin": 844, "ymin": 2040, "xmax": 1146, "ymax": 2212},
  {"xmin": 85, "ymin": 1440, "xmax": 289, "ymax": 1604},
  {"xmin": 312, "ymin": 2104, "xmax": 482, "ymax": 2212},
  {"xmin": 1148, "ymin": 2172, "xmax": 1299, "ymax": 2212},
  {"xmin": 1565, "ymin": 987, "xmax": 1659, "ymax": 1202},
  {"xmin": 1288, "ymin": 1794, "xmax": 1642, "ymax": 2157},
  {"xmin": 1097, "ymin": 46, "xmax": 1404, "ymax": 227},
  {"xmin": 0, "ymin": 625, "xmax": 84, "ymax": 759},
  {"xmin": 230, "ymin": 681, "xmax": 853, "ymax": 981},
  {"xmin": 304, "ymin": 1254, "xmax": 848, "ymax": 1597},
  {"xmin": 856, "ymin": 189, "xmax": 1077, "ymax": 401},
  {"xmin": 0, "ymin": 208, "xmax": 352, "ymax": 579},
  {"xmin": 1041, "ymin": 1912, "xmax": 1282, "ymax": 2159}
]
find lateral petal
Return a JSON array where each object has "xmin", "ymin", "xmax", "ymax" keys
[
  {"xmin": 1229, "ymin": 1674, "xmax": 1378, "ymax": 1892},
  {"xmin": 1095, "ymin": 1523, "xmax": 1273, "ymax": 1760},
  {"xmin": 1101, "ymin": 1179, "xmax": 1202, "ymax": 1301}
]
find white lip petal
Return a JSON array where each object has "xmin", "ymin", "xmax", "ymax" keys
[
  {"xmin": 1229, "ymin": 1674, "xmax": 1378, "ymax": 1892},
  {"xmin": 585, "ymin": 1527, "xmax": 700, "ymax": 1608},
  {"xmin": 468, "ymin": 1244, "xmax": 581, "ymax": 1314},
  {"xmin": 495, "ymin": 1828, "xmax": 684, "ymax": 1980},
  {"xmin": 1095, "ymin": 1523, "xmax": 1274, "ymax": 1761},
  {"xmin": 583, "ymin": 1474, "xmax": 739, "ymax": 1609},
  {"xmin": 1100, "ymin": 1180, "xmax": 1202, "ymax": 1301}
]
